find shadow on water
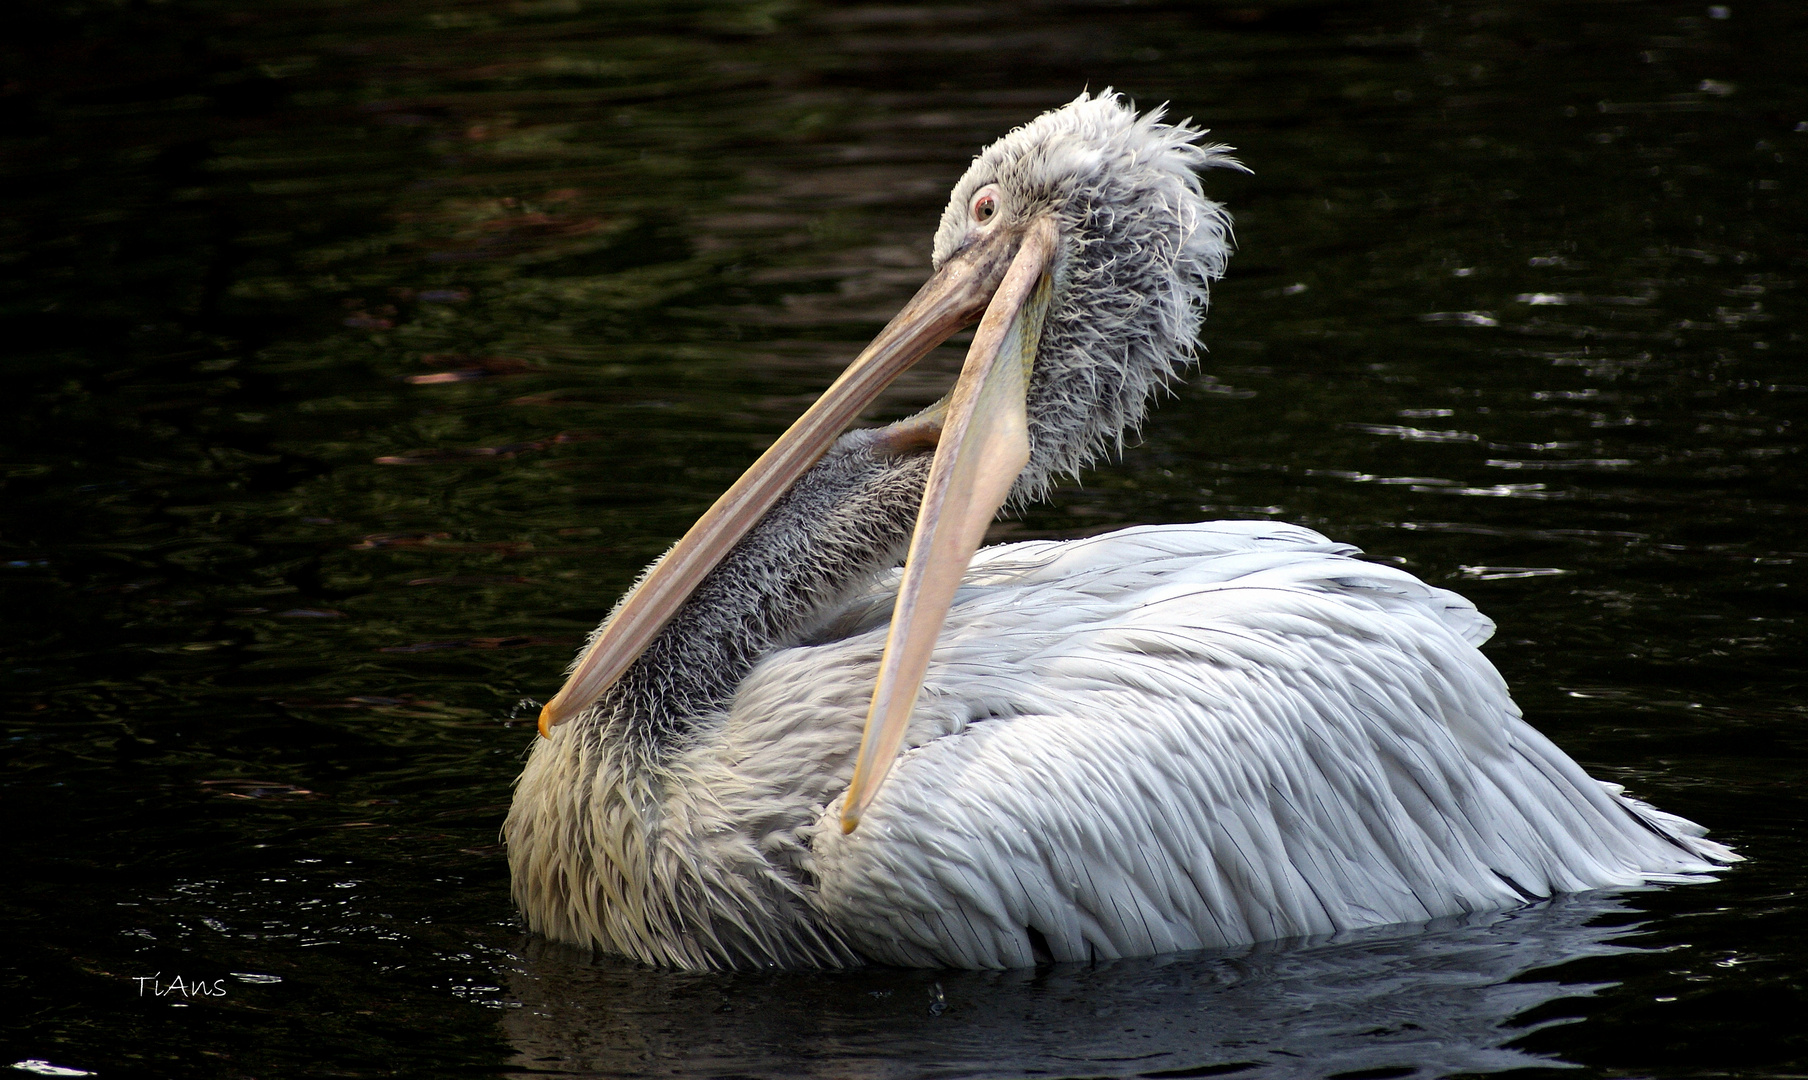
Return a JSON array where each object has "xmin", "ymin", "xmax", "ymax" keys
[{"xmin": 504, "ymin": 894, "xmax": 1647, "ymax": 1079}]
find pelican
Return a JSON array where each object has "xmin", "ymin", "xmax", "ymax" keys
[{"xmin": 505, "ymin": 92, "xmax": 1735, "ymax": 970}]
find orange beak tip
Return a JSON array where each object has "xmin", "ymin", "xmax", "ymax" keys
[{"xmin": 536, "ymin": 706, "xmax": 555, "ymax": 739}]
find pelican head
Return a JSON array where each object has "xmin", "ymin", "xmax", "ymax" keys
[
  {"xmin": 535, "ymin": 91, "xmax": 1244, "ymax": 829},
  {"xmin": 932, "ymin": 94, "xmax": 1242, "ymax": 501}
]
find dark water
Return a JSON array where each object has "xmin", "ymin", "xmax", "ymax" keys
[{"xmin": 2, "ymin": 1, "xmax": 1804, "ymax": 1077}]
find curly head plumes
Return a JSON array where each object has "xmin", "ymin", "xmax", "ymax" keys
[{"xmin": 932, "ymin": 90, "xmax": 1247, "ymax": 500}]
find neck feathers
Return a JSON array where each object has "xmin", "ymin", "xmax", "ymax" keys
[{"xmin": 580, "ymin": 431, "xmax": 931, "ymax": 757}]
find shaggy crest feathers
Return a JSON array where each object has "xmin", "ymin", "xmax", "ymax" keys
[{"xmin": 933, "ymin": 90, "xmax": 1246, "ymax": 500}]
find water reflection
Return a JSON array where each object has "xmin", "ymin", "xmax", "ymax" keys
[{"xmin": 503, "ymin": 894, "xmax": 1645, "ymax": 1079}]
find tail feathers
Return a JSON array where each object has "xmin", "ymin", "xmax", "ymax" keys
[{"xmin": 1604, "ymin": 782, "xmax": 1742, "ymax": 870}]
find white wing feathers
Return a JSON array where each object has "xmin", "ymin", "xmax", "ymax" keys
[{"xmin": 789, "ymin": 522, "xmax": 1735, "ymax": 969}]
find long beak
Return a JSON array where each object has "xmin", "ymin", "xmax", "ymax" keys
[
  {"xmin": 839, "ymin": 216, "xmax": 1057, "ymax": 832},
  {"xmin": 537, "ymin": 222, "xmax": 1038, "ymax": 736}
]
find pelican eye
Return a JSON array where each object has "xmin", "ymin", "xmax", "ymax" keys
[{"xmin": 972, "ymin": 193, "xmax": 997, "ymax": 223}]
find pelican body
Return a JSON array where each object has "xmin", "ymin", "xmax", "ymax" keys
[{"xmin": 505, "ymin": 93, "xmax": 1735, "ymax": 970}]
